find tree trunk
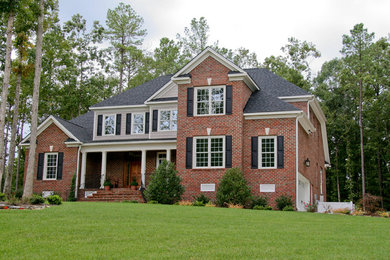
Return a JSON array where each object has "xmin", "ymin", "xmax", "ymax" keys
[
  {"xmin": 0, "ymin": 8, "xmax": 15, "ymax": 191},
  {"xmin": 377, "ymin": 150, "xmax": 384, "ymax": 209},
  {"xmin": 336, "ymin": 148, "xmax": 341, "ymax": 202},
  {"xmin": 2, "ymin": 121, "xmax": 10, "ymax": 191},
  {"xmin": 23, "ymin": 0, "xmax": 44, "ymax": 198},
  {"xmin": 15, "ymin": 120, "xmax": 24, "ymax": 193},
  {"xmin": 3, "ymin": 67, "xmax": 22, "ymax": 194},
  {"xmin": 359, "ymin": 79, "xmax": 366, "ymax": 211}
]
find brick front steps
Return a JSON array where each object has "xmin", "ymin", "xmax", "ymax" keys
[{"xmin": 80, "ymin": 188, "xmax": 144, "ymax": 202}]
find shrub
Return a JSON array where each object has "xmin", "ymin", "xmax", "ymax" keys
[
  {"xmin": 47, "ymin": 195, "xmax": 62, "ymax": 205},
  {"xmin": 130, "ymin": 177, "xmax": 138, "ymax": 186},
  {"xmin": 333, "ymin": 208, "xmax": 350, "ymax": 215},
  {"xmin": 216, "ymin": 168, "xmax": 251, "ymax": 207},
  {"xmin": 205, "ymin": 201, "xmax": 216, "ymax": 207},
  {"xmin": 251, "ymin": 196, "xmax": 268, "ymax": 209},
  {"xmin": 103, "ymin": 179, "xmax": 112, "ymax": 187},
  {"xmin": 253, "ymin": 205, "xmax": 273, "ymax": 210},
  {"xmin": 147, "ymin": 200, "xmax": 158, "ymax": 204},
  {"xmin": 282, "ymin": 206, "xmax": 294, "ymax": 211},
  {"xmin": 14, "ymin": 190, "xmax": 23, "ymax": 199},
  {"xmin": 194, "ymin": 194, "xmax": 210, "ymax": 204},
  {"xmin": 144, "ymin": 160, "xmax": 184, "ymax": 204},
  {"xmin": 304, "ymin": 202, "xmax": 317, "ymax": 212},
  {"xmin": 7, "ymin": 196, "xmax": 21, "ymax": 205},
  {"xmin": 275, "ymin": 195, "xmax": 293, "ymax": 210},
  {"xmin": 227, "ymin": 203, "xmax": 244, "ymax": 209},
  {"xmin": 351, "ymin": 209, "xmax": 365, "ymax": 216},
  {"xmin": 30, "ymin": 194, "xmax": 45, "ymax": 205},
  {"xmin": 67, "ymin": 174, "xmax": 77, "ymax": 201},
  {"xmin": 178, "ymin": 200, "xmax": 192, "ymax": 206},
  {"xmin": 192, "ymin": 201, "xmax": 205, "ymax": 207},
  {"xmin": 359, "ymin": 193, "xmax": 382, "ymax": 214},
  {"xmin": 0, "ymin": 192, "xmax": 6, "ymax": 201},
  {"xmin": 377, "ymin": 211, "xmax": 389, "ymax": 218}
]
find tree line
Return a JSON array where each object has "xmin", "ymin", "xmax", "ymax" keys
[{"xmin": 0, "ymin": 1, "xmax": 389, "ymax": 209}]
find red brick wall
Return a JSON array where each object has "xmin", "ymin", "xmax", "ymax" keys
[
  {"xmin": 176, "ymin": 56, "xmax": 253, "ymax": 200},
  {"xmin": 243, "ymin": 118, "xmax": 297, "ymax": 208},
  {"xmin": 24, "ymin": 123, "xmax": 78, "ymax": 200},
  {"xmin": 290, "ymin": 101, "xmax": 308, "ymax": 115},
  {"xmin": 298, "ymin": 106, "xmax": 326, "ymax": 202}
]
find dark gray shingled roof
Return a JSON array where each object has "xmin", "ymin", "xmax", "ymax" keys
[
  {"xmin": 38, "ymin": 68, "xmax": 309, "ymax": 143},
  {"xmin": 91, "ymin": 74, "xmax": 172, "ymax": 108}
]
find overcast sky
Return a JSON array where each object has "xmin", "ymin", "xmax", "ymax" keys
[{"xmin": 58, "ymin": 0, "xmax": 390, "ymax": 74}]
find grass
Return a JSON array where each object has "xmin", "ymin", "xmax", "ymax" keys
[{"xmin": 1, "ymin": 202, "xmax": 389, "ymax": 259}]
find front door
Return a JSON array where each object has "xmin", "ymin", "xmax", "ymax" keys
[{"xmin": 124, "ymin": 160, "xmax": 141, "ymax": 187}]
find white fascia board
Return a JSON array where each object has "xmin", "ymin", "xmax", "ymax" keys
[
  {"xmin": 21, "ymin": 116, "xmax": 81, "ymax": 145},
  {"xmin": 145, "ymin": 80, "xmax": 175, "ymax": 103},
  {"xmin": 244, "ymin": 110, "xmax": 301, "ymax": 120},
  {"xmin": 171, "ymin": 76, "xmax": 191, "ymax": 85},
  {"xmin": 144, "ymin": 100, "xmax": 178, "ymax": 105},
  {"xmin": 279, "ymin": 95, "xmax": 314, "ymax": 102},
  {"xmin": 81, "ymin": 140, "xmax": 177, "ymax": 153},
  {"xmin": 173, "ymin": 47, "xmax": 244, "ymax": 78},
  {"xmin": 298, "ymin": 115, "xmax": 316, "ymax": 135},
  {"xmin": 228, "ymin": 73, "xmax": 259, "ymax": 91},
  {"xmin": 90, "ymin": 104, "xmax": 147, "ymax": 111}
]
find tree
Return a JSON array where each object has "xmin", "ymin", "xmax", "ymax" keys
[
  {"xmin": 105, "ymin": 3, "xmax": 146, "ymax": 92},
  {"xmin": 177, "ymin": 17, "xmax": 209, "ymax": 58},
  {"xmin": 153, "ymin": 37, "xmax": 185, "ymax": 76},
  {"xmin": 23, "ymin": 0, "xmax": 45, "ymax": 198},
  {"xmin": 0, "ymin": 0, "xmax": 16, "ymax": 191},
  {"xmin": 216, "ymin": 168, "xmax": 251, "ymax": 207}
]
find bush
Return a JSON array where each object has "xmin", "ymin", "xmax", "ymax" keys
[
  {"xmin": 178, "ymin": 200, "xmax": 192, "ymax": 206},
  {"xmin": 251, "ymin": 196, "xmax": 268, "ymax": 209},
  {"xmin": 194, "ymin": 194, "xmax": 210, "ymax": 204},
  {"xmin": 253, "ymin": 205, "xmax": 273, "ymax": 210},
  {"xmin": 305, "ymin": 202, "xmax": 317, "ymax": 212},
  {"xmin": 205, "ymin": 201, "xmax": 216, "ymax": 207},
  {"xmin": 227, "ymin": 203, "xmax": 244, "ymax": 209},
  {"xmin": 67, "ymin": 174, "xmax": 77, "ymax": 201},
  {"xmin": 147, "ymin": 200, "xmax": 158, "ymax": 204},
  {"xmin": 47, "ymin": 195, "xmax": 62, "ymax": 205},
  {"xmin": 14, "ymin": 190, "xmax": 23, "ymax": 199},
  {"xmin": 275, "ymin": 195, "xmax": 293, "ymax": 210},
  {"xmin": 0, "ymin": 192, "xmax": 6, "ymax": 201},
  {"xmin": 144, "ymin": 160, "xmax": 184, "ymax": 204},
  {"xmin": 192, "ymin": 201, "xmax": 205, "ymax": 207},
  {"xmin": 30, "ymin": 194, "xmax": 45, "ymax": 205},
  {"xmin": 103, "ymin": 179, "xmax": 112, "ymax": 187},
  {"xmin": 216, "ymin": 168, "xmax": 251, "ymax": 207},
  {"xmin": 283, "ymin": 206, "xmax": 294, "ymax": 211},
  {"xmin": 333, "ymin": 208, "xmax": 350, "ymax": 215},
  {"xmin": 360, "ymin": 193, "xmax": 382, "ymax": 214}
]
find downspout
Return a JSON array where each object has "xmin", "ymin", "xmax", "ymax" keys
[
  {"xmin": 307, "ymin": 95, "xmax": 315, "ymax": 118},
  {"xmin": 296, "ymin": 112, "xmax": 303, "ymax": 210},
  {"xmin": 75, "ymin": 145, "xmax": 81, "ymax": 199}
]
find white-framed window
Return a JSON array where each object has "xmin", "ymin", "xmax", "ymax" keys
[
  {"xmin": 194, "ymin": 136, "xmax": 225, "ymax": 168},
  {"xmin": 259, "ymin": 136, "xmax": 277, "ymax": 169},
  {"xmin": 43, "ymin": 152, "xmax": 58, "ymax": 180},
  {"xmin": 103, "ymin": 114, "xmax": 115, "ymax": 136},
  {"xmin": 159, "ymin": 110, "xmax": 177, "ymax": 131},
  {"xmin": 132, "ymin": 113, "xmax": 145, "ymax": 134},
  {"xmin": 195, "ymin": 86, "xmax": 225, "ymax": 116},
  {"xmin": 156, "ymin": 152, "xmax": 167, "ymax": 168}
]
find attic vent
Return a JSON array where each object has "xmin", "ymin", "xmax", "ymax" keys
[{"xmin": 200, "ymin": 183, "xmax": 215, "ymax": 192}]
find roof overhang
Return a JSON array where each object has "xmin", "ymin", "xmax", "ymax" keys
[
  {"xmin": 279, "ymin": 95, "xmax": 313, "ymax": 102},
  {"xmin": 90, "ymin": 104, "xmax": 148, "ymax": 111},
  {"xmin": 21, "ymin": 116, "xmax": 81, "ymax": 146},
  {"xmin": 228, "ymin": 72, "xmax": 259, "ymax": 92}
]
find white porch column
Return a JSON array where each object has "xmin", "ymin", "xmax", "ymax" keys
[
  {"xmin": 141, "ymin": 150, "xmax": 146, "ymax": 187},
  {"xmin": 100, "ymin": 151, "xmax": 107, "ymax": 189},
  {"xmin": 166, "ymin": 149, "xmax": 171, "ymax": 162},
  {"xmin": 80, "ymin": 152, "xmax": 87, "ymax": 189}
]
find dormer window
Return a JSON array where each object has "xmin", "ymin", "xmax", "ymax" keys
[
  {"xmin": 104, "ymin": 115, "xmax": 115, "ymax": 135},
  {"xmin": 195, "ymin": 86, "xmax": 225, "ymax": 116}
]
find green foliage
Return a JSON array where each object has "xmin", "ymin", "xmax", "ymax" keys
[
  {"xmin": 0, "ymin": 192, "xmax": 6, "ymax": 201},
  {"xmin": 144, "ymin": 160, "xmax": 184, "ymax": 204},
  {"xmin": 251, "ymin": 196, "xmax": 268, "ymax": 209},
  {"xmin": 216, "ymin": 168, "xmax": 252, "ymax": 207},
  {"xmin": 275, "ymin": 195, "xmax": 293, "ymax": 210},
  {"xmin": 192, "ymin": 201, "xmax": 205, "ymax": 207},
  {"xmin": 130, "ymin": 177, "xmax": 138, "ymax": 186},
  {"xmin": 194, "ymin": 194, "xmax": 210, "ymax": 204},
  {"xmin": 46, "ymin": 195, "xmax": 62, "ymax": 205},
  {"xmin": 67, "ymin": 174, "xmax": 77, "ymax": 201},
  {"xmin": 282, "ymin": 206, "xmax": 294, "ymax": 211},
  {"xmin": 253, "ymin": 205, "xmax": 272, "ymax": 210},
  {"xmin": 103, "ymin": 179, "xmax": 112, "ymax": 187},
  {"xmin": 147, "ymin": 200, "xmax": 158, "ymax": 204},
  {"xmin": 30, "ymin": 194, "xmax": 45, "ymax": 205}
]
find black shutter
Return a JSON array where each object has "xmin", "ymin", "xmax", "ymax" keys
[
  {"xmin": 225, "ymin": 135, "xmax": 232, "ymax": 168},
  {"xmin": 277, "ymin": 136, "xmax": 284, "ymax": 168},
  {"xmin": 251, "ymin": 137, "xmax": 258, "ymax": 169},
  {"xmin": 57, "ymin": 152, "xmax": 63, "ymax": 180},
  {"xmin": 145, "ymin": 112, "xmax": 150, "ymax": 134},
  {"xmin": 226, "ymin": 85, "xmax": 232, "ymax": 115},
  {"xmin": 187, "ymin": 88, "xmax": 194, "ymax": 117},
  {"xmin": 97, "ymin": 115, "xmax": 103, "ymax": 136},
  {"xmin": 116, "ymin": 114, "xmax": 121, "ymax": 135},
  {"xmin": 186, "ymin": 137, "xmax": 193, "ymax": 169},
  {"xmin": 126, "ymin": 113, "xmax": 131, "ymax": 135},
  {"xmin": 37, "ymin": 153, "xmax": 44, "ymax": 180},
  {"xmin": 152, "ymin": 110, "xmax": 158, "ymax": 132}
]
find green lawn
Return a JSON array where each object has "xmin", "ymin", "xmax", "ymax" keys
[{"xmin": 0, "ymin": 202, "xmax": 389, "ymax": 259}]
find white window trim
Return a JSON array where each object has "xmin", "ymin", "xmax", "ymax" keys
[
  {"xmin": 194, "ymin": 85, "xmax": 226, "ymax": 116},
  {"xmin": 131, "ymin": 112, "xmax": 145, "ymax": 134},
  {"xmin": 158, "ymin": 110, "xmax": 178, "ymax": 132},
  {"xmin": 258, "ymin": 136, "xmax": 277, "ymax": 169},
  {"xmin": 102, "ymin": 114, "xmax": 116, "ymax": 136},
  {"xmin": 43, "ymin": 152, "xmax": 58, "ymax": 180},
  {"xmin": 156, "ymin": 152, "xmax": 167, "ymax": 168},
  {"xmin": 193, "ymin": 135, "xmax": 225, "ymax": 169}
]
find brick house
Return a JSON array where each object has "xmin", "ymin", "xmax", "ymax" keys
[{"xmin": 21, "ymin": 47, "xmax": 329, "ymax": 210}]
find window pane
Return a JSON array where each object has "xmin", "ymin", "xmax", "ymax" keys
[
  {"xmin": 196, "ymin": 138, "xmax": 209, "ymax": 167},
  {"xmin": 132, "ymin": 114, "xmax": 144, "ymax": 134},
  {"xmin": 211, "ymin": 138, "xmax": 223, "ymax": 167},
  {"xmin": 197, "ymin": 89, "xmax": 209, "ymax": 115},
  {"xmin": 171, "ymin": 111, "xmax": 178, "ymax": 130},
  {"xmin": 211, "ymin": 88, "xmax": 224, "ymax": 114},
  {"xmin": 46, "ymin": 154, "xmax": 57, "ymax": 179},
  {"xmin": 261, "ymin": 138, "xmax": 275, "ymax": 167},
  {"xmin": 133, "ymin": 114, "xmax": 144, "ymax": 124},
  {"xmin": 104, "ymin": 115, "xmax": 115, "ymax": 135}
]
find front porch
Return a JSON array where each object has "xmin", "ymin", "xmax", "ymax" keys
[{"xmin": 77, "ymin": 142, "xmax": 176, "ymax": 201}]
